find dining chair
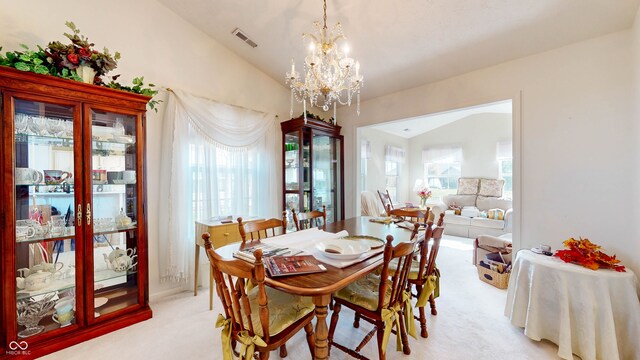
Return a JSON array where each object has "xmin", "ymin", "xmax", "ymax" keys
[
  {"xmin": 395, "ymin": 213, "xmax": 445, "ymax": 338},
  {"xmin": 327, "ymin": 224, "xmax": 420, "ymax": 360},
  {"xmin": 291, "ymin": 205, "xmax": 327, "ymax": 231},
  {"xmin": 203, "ymin": 233, "xmax": 315, "ymax": 360},
  {"xmin": 377, "ymin": 189, "xmax": 394, "ymax": 216},
  {"xmin": 238, "ymin": 211, "xmax": 287, "ymax": 242},
  {"xmin": 388, "ymin": 205, "xmax": 430, "ymax": 225}
]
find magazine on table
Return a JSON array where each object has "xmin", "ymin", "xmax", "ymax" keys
[
  {"xmin": 232, "ymin": 243, "xmax": 302, "ymax": 263},
  {"xmin": 265, "ymin": 255, "xmax": 327, "ymax": 277}
]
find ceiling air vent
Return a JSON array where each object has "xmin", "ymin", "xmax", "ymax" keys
[{"xmin": 232, "ymin": 28, "xmax": 258, "ymax": 48}]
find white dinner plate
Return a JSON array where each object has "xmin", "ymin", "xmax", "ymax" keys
[{"xmin": 315, "ymin": 238, "xmax": 371, "ymax": 260}]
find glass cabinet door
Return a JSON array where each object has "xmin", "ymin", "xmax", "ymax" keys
[
  {"xmin": 88, "ymin": 109, "xmax": 140, "ymax": 321},
  {"xmin": 13, "ymin": 97, "xmax": 83, "ymax": 338},
  {"xmin": 312, "ymin": 134, "xmax": 342, "ymax": 223}
]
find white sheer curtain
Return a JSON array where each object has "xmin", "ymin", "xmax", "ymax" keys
[
  {"xmin": 497, "ymin": 140, "xmax": 513, "ymax": 159},
  {"xmin": 422, "ymin": 146, "xmax": 462, "ymax": 164},
  {"xmin": 385, "ymin": 145, "xmax": 405, "ymax": 163},
  {"xmin": 158, "ymin": 89, "xmax": 277, "ymax": 284}
]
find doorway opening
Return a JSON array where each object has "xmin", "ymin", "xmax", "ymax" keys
[{"xmin": 356, "ymin": 99, "xmax": 516, "ymax": 241}]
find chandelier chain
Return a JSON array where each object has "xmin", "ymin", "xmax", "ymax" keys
[{"xmin": 323, "ymin": 0, "xmax": 327, "ymax": 29}]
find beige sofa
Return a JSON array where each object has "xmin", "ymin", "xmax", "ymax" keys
[{"xmin": 432, "ymin": 178, "xmax": 512, "ymax": 238}]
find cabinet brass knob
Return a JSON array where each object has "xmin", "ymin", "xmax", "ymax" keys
[{"xmin": 224, "ymin": 232, "xmax": 230, "ymax": 236}]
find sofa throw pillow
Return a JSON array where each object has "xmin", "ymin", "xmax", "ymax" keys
[
  {"xmin": 479, "ymin": 178, "xmax": 505, "ymax": 197},
  {"xmin": 457, "ymin": 178, "xmax": 480, "ymax": 195},
  {"xmin": 487, "ymin": 208, "xmax": 505, "ymax": 220}
]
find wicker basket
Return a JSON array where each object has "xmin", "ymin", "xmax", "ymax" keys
[{"xmin": 476, "ymin": 265, "xmax": 510, "ymax": 289}]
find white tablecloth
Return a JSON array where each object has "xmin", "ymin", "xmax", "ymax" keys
[{"xmin": 505, "ymin": 250, "xmax": 640, "ymax": 360}]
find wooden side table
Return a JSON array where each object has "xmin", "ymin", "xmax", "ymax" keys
[{"xmin": 194, "ymin": 216, "xmax": 262, "ymax": 309}]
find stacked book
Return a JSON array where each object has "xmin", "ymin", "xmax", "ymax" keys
[{"xmin": 478, "ymin": 252, "xmax": 511, "ymax": 274}]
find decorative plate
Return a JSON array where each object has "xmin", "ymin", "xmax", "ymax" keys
[
  {"xmin": 112, "ymin": 179, "xmax": 136, "ymax": 185},
  {"xmin": 114, "ymin": 135, "xmax": 135, "ymax": 144},
  {"xmin": 94, "ymin": 297, "xmax": 108, "ymax": 308},
  {"xmin": 342, "ymin": 235, "xmax": 386, "ymax": 250},
  {"xmin": 531, "ymin": 247, "xmax": 552, "ymax": 256}
]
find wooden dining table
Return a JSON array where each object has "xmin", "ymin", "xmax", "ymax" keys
[{"xmin": 214, "ymin": 216, "xmax": 414, "ymax": 360}]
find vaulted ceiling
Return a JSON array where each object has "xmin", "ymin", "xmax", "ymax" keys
[{"xmin": 159, "ymin": 0, "xmax": 640, "ymax": 101}]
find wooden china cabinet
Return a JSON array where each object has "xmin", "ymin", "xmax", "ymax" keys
[
  {"xmin": 281, "ymin": 116, "xmax": 344, "ymax": 227},
  {"xmin": 0, "ymin": 66, "xmax": 151, "ymax": 358}
]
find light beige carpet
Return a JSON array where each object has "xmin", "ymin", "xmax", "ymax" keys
[{"xmin": 44, "ymin": 235, "xmax": 564, "ymax": 360}]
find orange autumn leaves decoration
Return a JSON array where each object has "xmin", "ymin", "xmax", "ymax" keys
[{"xmin": 554, "ymin": 237, "xmax": 626, "ymax": 272}]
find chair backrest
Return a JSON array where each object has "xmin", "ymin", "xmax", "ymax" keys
[
  {"xmin": 377, "ymin": 189, "xmax": 394, "ymax": 215},
  {"xmin": 376, "ymin": 224, "xmax": 419, "ymax": 311},
  {"xmin": 291, "ymin": 205, "xmax": 326, "ymax": 231},
  {"xmin": 425, "ymin": 218, "xmax": 445, "ymax": 277},
  {"xmin": 389, "ymin": 206, "xmax": 430, "ymax": 225},
  {"xmin": 238, "ymin": 211, "xmax": 287, "ymax": 241},
  {"xmin": 202, "ymin": 233, "xmax": 272, "ymax": 341}
]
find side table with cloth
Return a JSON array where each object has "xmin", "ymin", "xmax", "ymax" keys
[{"xmin": 505, "ymin": 250, "xmax": 640, "ymax": 360}]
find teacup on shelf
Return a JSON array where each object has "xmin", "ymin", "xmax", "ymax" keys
[{"xmin": 15, "ymin": 168, "xmax": 43, "ymax": 185}]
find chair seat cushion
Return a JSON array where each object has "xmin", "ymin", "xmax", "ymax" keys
[
  {"xmin": 388, "ymin": 258, "xmax": 428, "ymax": 280},
  {"xmin": 335, "ymin": 273, "xmax": 391, "ymax": 311},
  {"xmin": 243, "ymin": 286, "xmax": 314, "ymax": 337}
]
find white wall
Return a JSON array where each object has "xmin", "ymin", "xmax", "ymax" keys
[
  {"xmin": 407, "ymin": 113, "xmax": 512, "ymax": 193},
  {"xmin": 0, "ymin": 0, "xmax": 290, "ymax": 298},
  {"xmin": 339, "ymin": 29, "xmax": 639, "ymax": 274},
  {"xmin": 633, "ymin": 9, "xmax": 640, "ymax": 244},
  {"xmin": 358, "ymin": 127, "xmax": 409, "ymax": 203}
]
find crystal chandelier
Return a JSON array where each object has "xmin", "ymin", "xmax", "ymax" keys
[{"xmin": 286, "ymin": 0, "xmax": 363, "ymax": 124}]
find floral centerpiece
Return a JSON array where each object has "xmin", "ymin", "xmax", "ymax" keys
[
  {"xmin": 0, "ymin": 21, "xmax": 160, "ymax": 111},
  {"xmin": 554, "ymin": 237, "xmax": 625, "ymax": 272},
  {"xmin": 416, "ymin": 186, "xmax": 432, "ymax": 208},
  {"xmin": 45, "ymin": 21, "xmax": 120, "ymax": 84}
]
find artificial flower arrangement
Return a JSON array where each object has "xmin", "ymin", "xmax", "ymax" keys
[
  {"xmin": 0, "ymin": 21, "xmax": 160, "ymax": 111},
  {"xmin": 416, "ymin": 186, "xmax": 432, "ymax": 201},
  {"xmin": 416, "ymin": 186, "xmax": 432, "ymax": 207},
  {"xmin": 554, "ymin": 237, "xmax": 626, "ymax": 272}
]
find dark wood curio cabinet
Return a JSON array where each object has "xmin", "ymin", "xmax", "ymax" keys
[
  {"xmin": 281, "ymin": 116, "xmax": 344, "ymax": 228},
  {"xmin": 0, "ymin": 67, "xmax": 151, "ymax": 358}
]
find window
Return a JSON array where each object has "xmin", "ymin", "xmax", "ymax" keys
[
  {"xmin": 385, "ymin": 160, "xmax": 398, "ymax": 200},
  {"xmin": 360, "ymin": 140, "xmax": 370, "ymax": 191},
  {"xmin": 188, "ymin": 142, "xmax": 259, "ymax": 222},
  {"xmin": 422, "ymin": 147, "xmax": 462, "ymax": 200},
  {"xmin": 497, "ymin": 140, "xmax": 513, "ymax": 199},
  {"xmin": 385, "ymin": 145, "xmax": 405, "ymax": 201}
]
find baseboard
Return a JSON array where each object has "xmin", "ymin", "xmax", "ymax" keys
[{"xmin": 149, "ymin": 286, "xmax": 184, "ymax": 302}]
